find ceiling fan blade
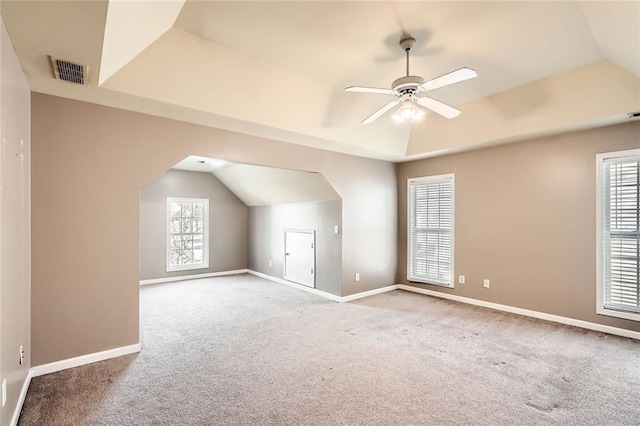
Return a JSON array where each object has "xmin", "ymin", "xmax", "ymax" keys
[
  {"xmin": 345, "ymin": 86, "xmax": 394, "ymax": 95},
  {"xmin": 417, "ymin": 96, "xmax": 461, "ymax": 119},
  {"xmin": 362, "ymin": 100, "xmax": 400, "ymax": 124},
  {"xmin": 420, "ymin": 67, "xmax": 478, "ymax": 92}
]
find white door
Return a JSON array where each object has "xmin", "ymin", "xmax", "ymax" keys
[{"xmin": 284, "ymin": 230, "xmax": 315, "ymax": 288}]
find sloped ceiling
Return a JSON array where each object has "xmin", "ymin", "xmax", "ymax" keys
[
  {"xmin": 172, "ymin": 155, "xmax": 340, "ymax": 206},
  {"xmin": 99, "ymin": 0, "xmax": 185, "ymax": 85},
  {"xmin": 1, "ymin": 1, "xmax": 638, "ymax": 162},
  {"xmin": 212, "ymin": 164, "xmax": 340, "ymax": 207}
]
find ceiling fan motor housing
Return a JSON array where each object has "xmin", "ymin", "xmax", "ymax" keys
[
  {"xmin": 392, "ymin": 75, "xmax": 425, "ymax": 95},
  {"xmin": 399, "ymin": 37, "xmax": 416, "ymax": 52}
]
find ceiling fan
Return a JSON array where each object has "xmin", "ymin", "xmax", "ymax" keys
[{"xmin": 345, "ymin": 37, "xmax": 478, "ymax": 124}]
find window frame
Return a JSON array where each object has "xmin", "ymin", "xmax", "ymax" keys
[
  {"xmin": 596, "ymin": 148, "xmax": 640, "ymax": 322},
  {"xmin": 407, "ymin": 173, "xmax": 455, "ymax": 288},
  {"xmin": 166, "ymin": 196, "xmax": 210, "ymax": 272}
]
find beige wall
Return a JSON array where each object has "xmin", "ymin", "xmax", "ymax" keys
[
  {"xmin": 25, "ymin": 83, "xmax": 640, "ymax": 372},
  {"xmin": 140, "ymin": 169, "xmax": 248, "ymax": 281},
  {"xmin": 0, "ymin": 18, "xmax": 31, "ymax": 426},
  {"xmin": 397, "ymin": 121, "xmax": 640, "ymax": 332},
  {"xmin": 31, "ymin": 93, "xmax": 397, "ymax": 365},
  {"xmin": 248, "ymin": 201, "xmax": 342, "ymax": 296}
]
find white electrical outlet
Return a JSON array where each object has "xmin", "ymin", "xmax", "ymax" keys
[
  {"xmin": 459, "ymin": 275, "xmax": 465, "ymax": 284},
  {"xmin": 334, "ymin": 225, "xmax": 339, "ymax": 234},
  {"xmin": 19, "ymin": 345, "xmax": 24, "ymax": 365},
  {"xmin": 483, "ymin": 279, "xmax": 490, "ymax": 288},
  {"xmin": 355, "ymin": 273, "xmax": 360, "ymax": 282},
  {"xmin": 2, "ymin": 378, "xmax": 6, "ymax": 407},
  {"xmin": 268, "ymin": 260, "xmax": 272, "ymax": 267}
]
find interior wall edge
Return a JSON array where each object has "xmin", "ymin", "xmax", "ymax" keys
[
  {"xmin": 0, "ymin": 16, "xmax": 31, "ymax": 426},
  {"xmin": 9, "ymin": 367, "xmax": 33, "ymax": 426}
]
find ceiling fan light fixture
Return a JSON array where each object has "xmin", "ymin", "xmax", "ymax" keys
[
  {"xmin": 393, "ymin": 98, "xmax": 425, "ymax": 123},
  {"xmin": 345, "ymin": 37, "xmax": 476, "ymax": 124}
]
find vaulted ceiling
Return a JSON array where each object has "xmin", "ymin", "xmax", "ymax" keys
[
  {"xmin": 172, "ymin": 155, "xmax": 340, "ymax": 206},
  {"xmin": 2, "ymin": 1, "xmax": 638, "ymax": 161}
]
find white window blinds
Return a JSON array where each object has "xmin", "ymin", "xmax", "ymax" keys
[
  {"xmin": 408, "ymin": 174, "xmax": 454, "ymax": 286},
  {"xmin": 602, "ymin": 155, "xmax": 640, "ymax": 314}
]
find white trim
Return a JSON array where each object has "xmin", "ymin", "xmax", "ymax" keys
[
  {"xmin": 139, "ymin": 269, "xmax": 248, "ymax": 286},
  {"xmin": 166, "ymin": 197, "xmax": 210, "ymax": 272},
  {"xmin": 10, "ymin": 344, "xmax": 141, "ymax": 424},
  {"xmin": 398, "ymin": 284, "xmax": 640, "ymax": 341},
  {"xmin": 8, "ymin": 286, "xmax": 635, "ymax": 426},
  {"xmin": 406, "ymin": 173, "xmax": 455, "ymax": 288},
  {"xmin": 250, "ymin": 269, "xmax": 639, "ymax": 339},
  {"xmin": 247, "ymin": 270, "xmax": 398, "ymax": 303},
  {"xmin": 10, "ymin": 369, "xmax": 33, "ymax": 426},
  {"xmin": 340, "ymin": 285, "xmax": 400, "ymax": 302},
  {"xmin": 596, "ymin": 151, "xmax": 604, "ymax": 318},
  {"xmin": 30, "ymin": 344, "xmax": 141, "ymax": 377},
  {"xmin": 248, "ymin": 269, "xmax": 343, "ymax": 302},
  {"xmin": 248, "ymin": 271, "xmax": 638, "ymax": 339},
  {"xmin": 595, "ymin": 148, "xmax": 640, "ymax": 322}
]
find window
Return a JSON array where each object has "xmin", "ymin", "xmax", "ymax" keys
[
  {"xmin": 408, "ymin": 174, "xmax": 454, "ymax": 287},
  {"xmin": 597, "ymin": 149, "xmax": 640, "ymax": 321},
  {"xmin": 167, "ymin": 197, "xmax": 209, "ymax": 272}
]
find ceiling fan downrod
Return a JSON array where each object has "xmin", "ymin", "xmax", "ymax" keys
[
  {"xmin": 400, "ymin": 37, "xmax": 416, "ymax": 77},
  {"xmin": 391, "ymin": 37, "xmax": 424, "ymax": 95}
]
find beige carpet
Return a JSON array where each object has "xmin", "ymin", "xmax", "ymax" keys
[{"xmin": 18, "ymin": 274, "xmax": 640, "ymax": 425}]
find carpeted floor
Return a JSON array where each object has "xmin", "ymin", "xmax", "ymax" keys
[{"xmin": 18, "ymin": 274, "xmax": 640, "ymax": 425}]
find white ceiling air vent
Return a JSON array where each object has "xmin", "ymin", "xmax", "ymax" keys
[{"xmin": 49, "ymin": 56, "xmax": 88, "ymax": 84}]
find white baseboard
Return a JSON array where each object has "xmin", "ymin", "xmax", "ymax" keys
[
  {"xmin": 10, "ymin": 369, "xmax": 33, "ymax": 426},
  {"xmin": 398, "ymin": 284, "xmax": 640, "ymax": 341},
  {"xmin": 341, "ymin": 285, "xmax": 400, "ymax": 302},
  {"xmin": 247, "ymin": 270, "xmax": 344, "ymax": 302},
  {"xmin": 11, "ymin": 344, "xmax": 140, "ymax": 425},
  {"xmin": 139, "ymin": 269, "xmax": 248, "ymax": 286},
  {"xmin": 247, "ymin": 270, "xmax": 398, "ymax": 303},
  {"xmin": 9, "ymin": 282, "xmax": 636, "ymax": 426},
  {"xmin": 30, "ymin": 343, "xmax": 142, "ymax": 377}
]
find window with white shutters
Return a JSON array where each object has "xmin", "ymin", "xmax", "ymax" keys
[
  {"xmin": 167, "ymin": 197, "xmax": 209, "ymax": 272},
  {"xmin": 408, "ymin": 174, "xmax": 454, "ymax": 287},
  {"xmin": 597, "ymin": 149, "xmax": 640, "ymax": 321}
]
